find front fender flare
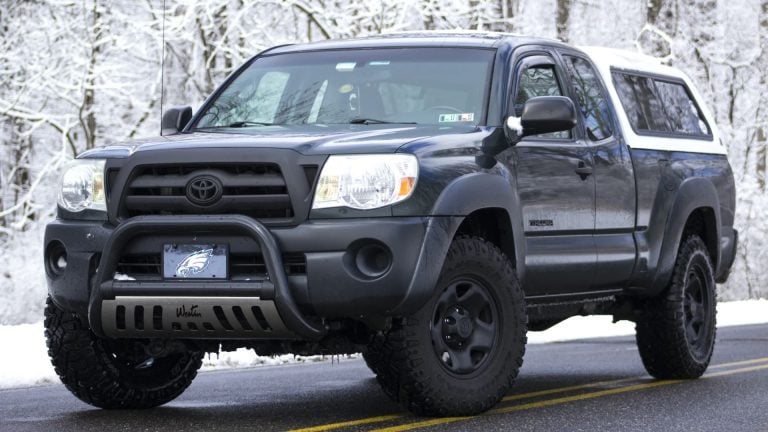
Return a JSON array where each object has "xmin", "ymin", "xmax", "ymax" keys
[{"xmin": 389, "ymin": 172, "xmax": 525, "ymax": 315}]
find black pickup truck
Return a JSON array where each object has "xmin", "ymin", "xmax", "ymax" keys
[{"xmin": 44, "ymin": 32, "xmax": 737, "ymax": 416}]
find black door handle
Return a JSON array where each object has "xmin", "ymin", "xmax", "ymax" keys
[{"xmin": 575, "ymin": 162, "xmax": 593, "ymax": 180}]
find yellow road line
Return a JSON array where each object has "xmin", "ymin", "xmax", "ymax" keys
[
  {"xmin": 708, "ymin": 356, "xmax": 768, "ymax": 370},
  {"xmin": 370, "ymin": 380, "xmax": 681, "ymax": 432},
  {"xmin": 706, "ymin": 363, "xmax": 768, "ymax": 378},
  {"xmin": 501, "ymin": 355, "xmax": 768, "ymax": 402},
  {"xmin": 369, "ymin": 417, "xmax": 472, "ymax": 432},
  {"xmin": 502, "ymin": 377, "xmax": 637, "ymax": 402},
  {"xmin": 288, "ymin": 415, "xmax": 404, "ymax": 432},
  {"xmin": 287, "ymin": 379, "xmax": 637, "ymax": 432},
  {"xmin": 289, "ymin": 356, "xmax": 768, "ymax": 432},
  {"xmin": 371, "ymin": 363, "xmax": 768, "ymax": 432}
]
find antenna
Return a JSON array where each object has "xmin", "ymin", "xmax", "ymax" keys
[{"xmin": 160, "ymin": 0, "xmax": 166, "ymax": 135}]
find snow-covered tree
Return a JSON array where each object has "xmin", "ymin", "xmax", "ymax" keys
[{"xmin": 0, "ymin": 0, "xmax": 766, "ymax": 324}]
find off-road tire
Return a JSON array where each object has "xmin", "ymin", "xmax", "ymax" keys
[
  {"xmin": 44, "ymin": 297, "xmax": 203, "ymax": 408},
  {"xmin": 362, "ymin": 334, "xmax": 385, "ymax": 375},
  {"xmin": 373, "ymin": 236, "xmax": 527, "ymax": 416},
  {"xmin": 635, "ymin": 235, "xmax": 717, "ymax": 379}
]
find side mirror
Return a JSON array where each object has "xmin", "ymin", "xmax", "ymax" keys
[
  {"xmin": 161, "ymin": 106, "xmax": 193, "ymax": 136},
  {"xmin": 513, "ymin": 96, "xmax": 577, "ymax": 138},
  {"xmin": 478, "ymin": 96, "xmax": 577, "ymax": 169}
]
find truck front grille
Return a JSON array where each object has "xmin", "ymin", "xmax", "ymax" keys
[
  {"xmin": 115, "ymin": 253, "xmax": 307, "ymax": 280},
  {"xmin": 121, "ymin": 163, "xmax": 295, "ymax": 221}
]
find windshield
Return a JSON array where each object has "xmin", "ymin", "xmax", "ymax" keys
[{"xmin": 194, "ymin": 48, "xmax": 494, "ymax": 129}]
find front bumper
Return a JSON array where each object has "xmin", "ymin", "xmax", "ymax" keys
[{"xmin": 45, "ymin": 214, "xmax": 455, "ymax": 340}]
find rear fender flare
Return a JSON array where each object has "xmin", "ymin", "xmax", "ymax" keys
[{"xmin": 650, "ymin": 177, "xmax": 721, "ymax": 294}]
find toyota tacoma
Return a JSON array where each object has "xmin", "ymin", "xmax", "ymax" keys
[{"xmin": 44, "ymin": 32, "xmax": 737, "ymax": 416}]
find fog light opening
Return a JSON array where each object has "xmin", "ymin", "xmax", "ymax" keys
[
  {"xmin": 355, "ymin": 243, "xmax": 392, "ymax": 279},
  {"xmin": 46, "ymin": 241, "xmax": 68, "ymax": 278}
]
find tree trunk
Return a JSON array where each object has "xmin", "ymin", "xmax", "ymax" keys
[
  {"xmin": 647, "ymin": 0, "xmax": 663, "ymax": 23},
  {"xmin": 556, "ymin": 0, "xmax": 572, "ymax": 42},
  {"xmin": 82, "ymin": 0, "xmax": 103, "ymax": 150},
  {"xmin": 422, "ymin": 0, "xmax": 438, "ymax": 29},
  {"xmin": 494, "ymin": 0, "xmax": 516, "ymax": 32},
  {"xmin": 469, "ymin": 0, "xmax": 482, "ymax": 30},
  {"xmin": 757, "ymin": 128, "xmax": 766, "ymax": 191}
]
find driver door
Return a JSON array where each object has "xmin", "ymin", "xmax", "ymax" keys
[{"xmin": 504, "ymin": 52, "xmax": 597, "ymax": 297}]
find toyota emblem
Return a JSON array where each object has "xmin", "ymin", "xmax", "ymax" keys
[{"xmin": 186, "ymin": 175, "xmax": 223, "ymax": 206}]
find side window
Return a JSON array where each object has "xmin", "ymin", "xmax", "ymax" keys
[
  {"xmin": 612, "ymin": 71, "xmax": 712, "ymax": 138},
  {"xmin": 514, "ymin": 64, "xmax": 570, "ymax": 139},
  {"xmin": 654, "ymin": 80, "xmax": 710, "ymax": 136},
  {"xmin": 611, "ymin": 72, "xmax": 669, "ymax": 133},
  {"xmin": 564, "ymin": 56, "xmax": 613, "ymax": 141}
]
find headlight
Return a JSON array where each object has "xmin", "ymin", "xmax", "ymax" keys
[
  {"xmin": 312, "ymin": 154, "xmax": 418, "ymax": 210},
  {"xmin": 57, "ymin": 159, "xmax": 106, "ymax": 213}
]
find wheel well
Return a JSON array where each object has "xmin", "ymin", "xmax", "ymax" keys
[
  {"xmin": 455, "ymin": 208, "xmax": 516, "ymax": 268},
  {"xmin": 682, "ymin": 207, "xmax": 718, "ymax": 267}
]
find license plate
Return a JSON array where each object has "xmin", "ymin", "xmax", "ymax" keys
[{"xmin": 163, "ymin": 244, "xmax": 228, "ymax": 279}]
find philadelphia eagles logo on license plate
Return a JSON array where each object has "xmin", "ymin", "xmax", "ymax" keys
[
  {"xmin": 176, "ymin": 249, "xmax": 214, "ymax": 277},
  {"xmin": 163, "ymin": 244, "xmax": 228, "ymax": 279}
]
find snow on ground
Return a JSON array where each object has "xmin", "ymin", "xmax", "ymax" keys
[
  {"xmin": 527, "ymin": 298, "xmax": 768, "ymax": 344},
  {"xmin": 1, "ymin": 300, "xmax": 766, "ymax": 390}
]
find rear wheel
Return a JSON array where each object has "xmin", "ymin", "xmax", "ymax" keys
[
  {"xmin": 373, "ymin": 236, "xmax": 527, "ymax": 416},
  {"xmin": 44, "ymin": 297, "xmax": 203, "ymax": 408},
  {"xmin": 635, "ymin": 235, "xmax": 717, "ymax": 379},
  {"xmin": 362, "ymin": 334, "xmax": 385, "ymax": 375}
]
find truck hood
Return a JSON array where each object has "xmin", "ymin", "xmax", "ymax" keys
[{"xmin": 80, "ymin": 124, "xmax": 479, "ymax": 159}]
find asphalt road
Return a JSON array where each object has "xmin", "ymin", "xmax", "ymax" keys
[{"xmin": 2, "ymin": 323, "xmax": 768, "ymax": 432}]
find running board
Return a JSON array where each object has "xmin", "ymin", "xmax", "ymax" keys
[{"xmin": 101, "ymin": 296, "xmax": 296, "ymax": 339}]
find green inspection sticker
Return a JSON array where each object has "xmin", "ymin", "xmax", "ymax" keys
[{"xmin": 439, "ymin": 113, "xmax": 475, "ymax": 123}]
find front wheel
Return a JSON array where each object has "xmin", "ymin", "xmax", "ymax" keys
[
  {"xmin": 44, "ymin": 297, "xmax": 203, "ymax": 408},
  {"xmin": 635, "ymin": 235, "xmax": 717, "ymax": 379},
  {"xmin": 374, "ymin": 236, "xmax": 527, "ymax": 416}
]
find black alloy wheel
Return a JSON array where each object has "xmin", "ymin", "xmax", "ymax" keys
[
  {"xmin": 682, "ymin": 259, "xmax": 714, "ymax": 361},
  {"xmin": 431, "ymin": 278, "xmax": 499, "ymax": 376}
]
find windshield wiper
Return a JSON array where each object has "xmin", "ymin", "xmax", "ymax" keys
[
  {"xmin": 226, "ymin": 121, "xmax": 278, "ymax": 127},
  {"xmin": 196, "ymin": 121, "xmax": 277, "ymax": 130},
  {"xmin": 349, "ymin": 118, "xmax": 417, "ymax": 125}
]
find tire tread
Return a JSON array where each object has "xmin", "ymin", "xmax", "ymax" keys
[
  {"xmin": 44, "ymin": 297, "xmax": 202, "ymax": 409},
  {"xmin": 372, "ymin": 235, "xmax": 527, "ymax": 416},
  {"xmin": 635, "ymin": 235, "xmax": 717, "ymax": 379}
]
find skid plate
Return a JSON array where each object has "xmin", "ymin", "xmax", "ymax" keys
[{"xmin": 101, "ymin": 296, "xmax": 295, "ymax": 339}]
